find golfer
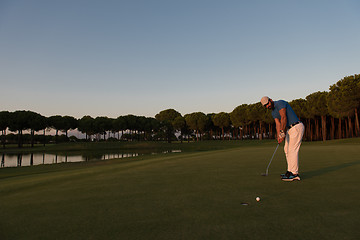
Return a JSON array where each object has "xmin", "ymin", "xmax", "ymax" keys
[{"xmin": 261, "ymin": 96, "xmax": 305, "ymax": 181}]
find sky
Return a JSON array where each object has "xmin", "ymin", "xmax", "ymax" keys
[{"xmin": 0, "ymin": 0, "xmax": 359, "ymax": 119}]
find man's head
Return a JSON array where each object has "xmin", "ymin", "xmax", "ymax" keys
[{"xmin": 261, "ymin": 96, "xmax": 273, "ymax": 109}]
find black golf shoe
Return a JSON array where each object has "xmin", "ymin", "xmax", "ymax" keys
[
  {"xmin": 280, "ymin": 171, "xmax": 291, "ymax": 177},
  {"xmin": 281, "ymin": 172, "xmax": 301, "ymax": 181}
]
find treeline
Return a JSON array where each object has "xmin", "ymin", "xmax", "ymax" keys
[{"xmin": 1, "ymin": 74, "xmax": 359, "ymax": 148}]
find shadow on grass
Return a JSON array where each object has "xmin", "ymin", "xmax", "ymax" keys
[{"xmin": 302, "ymin": 160, "xmax": 360, "ymax": 179}]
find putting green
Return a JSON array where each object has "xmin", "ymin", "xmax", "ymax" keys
[{"xmin": 1, "ymin": 139, "xmax": 359, "ymax": 239}]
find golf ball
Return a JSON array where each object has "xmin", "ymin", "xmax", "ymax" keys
[{"xmin": 256, "ymin": 197, "xmax": 260, "ymax": 202}]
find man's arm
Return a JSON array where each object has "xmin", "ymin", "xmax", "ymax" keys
[
  {"xmin": 275, "ymin": 118, "xmax": 281, "ymax": 136},
  {"xmin": 276, "ymin": 108, "xmax": 287, "ymax": 143},
  {"xmin": 279, "ymin": 108, "xmax": 287, "ymax": 132}
]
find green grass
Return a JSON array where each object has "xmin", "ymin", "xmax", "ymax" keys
[{"xmin": 1, "ymin": 139, "xmax": 360, "ymax": 239}]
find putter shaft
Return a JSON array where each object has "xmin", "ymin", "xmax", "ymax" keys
[{"xmin": 265, "ymin": 144, "xmax": 279, "ymax": 175}]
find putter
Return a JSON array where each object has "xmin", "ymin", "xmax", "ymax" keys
[{"xmin": 261, "ymin": 143, "xmax": 279, "ymax": 176}]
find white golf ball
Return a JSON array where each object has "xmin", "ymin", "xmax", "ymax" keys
[{"xmin": 256, "ymin": 197, "xmax": 260, "ymax": 202}]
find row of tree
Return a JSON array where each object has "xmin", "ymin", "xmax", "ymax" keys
[{"xmin": 1, "ymin": 74, "xmax": 359, "ymax": 148}]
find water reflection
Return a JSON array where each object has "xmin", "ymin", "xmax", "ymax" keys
[{"xmin": 0, "ymin": 150, "xmax": 181, "ymax": 168}]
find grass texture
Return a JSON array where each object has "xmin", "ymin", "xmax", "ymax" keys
[{"xmin": 1, "ymin": 139, "xmax": 359, "ymax": 240}]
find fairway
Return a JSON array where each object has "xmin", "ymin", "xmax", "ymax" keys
[{"xmin": 1, "ymin": 139, "xmax": 360, "ymax": 240}]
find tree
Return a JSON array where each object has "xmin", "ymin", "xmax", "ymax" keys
[
  {"xmin": 205, "ymin": 113, "xmax": 216, "ymax": 140},
  {"xmin": 155, "ymin": 109, "xmax": 181, "ymax": 143},
  {"xmin": 256, "ymin": 103, "xmax": 270, "ymax": 140},
  {"xmin": 263, "ymin": 106, "xmax": 274, "ymax": 139},
  {"xmin": 306, "ymin": 92, "xmax": 329, "ymax": 141},
  {"xmin": 61, "ymin": 116, "xmax": 78, "ymax": 138},
  {"xmin": 136, "ymin": 116, "xmax": 149, "ymax": 141},
  {"xmin": 173, "ymin": 116, "xmax": 186, "ymax": 142},
  {"xmin": 148, "ymin": 117, "xmax": 161, "ymax": 140},
  {"xmin": 332, "ymin": 75, "xmax": 360, "ymax": 137},
  {"xmin": 0, "ymin": 111, "xmax": 11, "ymax": 148},
  {"xmin": 184, "ymin": 112, "xmax": 207, "ymax": 141},
  {"xmin": 78, "ymin": 116, "xmax": 95, "ymax": 140},
  {"xmin": 247, "ymin": 103, "xmax": 264, "ymax": 140},
  {"xmin": 328, "ymin": 75, "xmax": 360, "ymax": 138},
  {"xmin": 48, "ymin": 115, "xmax": 64, "ymax": 143},
  {"xmin": 143, "ymin": 117, "xmax": 159, "ymax": 141},
  {"xmin": 28, "ymin": 112, "xmax": 47, "ymax": 147},
  {"xmin": 113, "ymin": 116, "xmax": 127, "ymax": 140},
  {"xmin": 123, "ymin": 115, "xmax": 138, "ymax": 141},
  {"xmin": 94, "ymin": 117, "xmax": 113, "ymax": 140},
  {"xmin": 328, "ymin": 84, "xmax": 346, "ymax": 139},
  {"xmin": 230, "ymin": 104, "xmax": 249, "ymax": 140},
  {"xmin": 212, "ymin": 112, "xmax": 230, "ymax": 140},
  {"xmin": 8, "ymin": 111, "xmax": 31, "ymax": 148}
]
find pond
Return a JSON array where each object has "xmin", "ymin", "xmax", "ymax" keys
[{"xmin": 0, "ymin": 150, "xmax": 182, "ymax": 168}]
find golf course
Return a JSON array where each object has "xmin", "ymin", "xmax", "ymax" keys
[{"xmin": 1, "ymin": 139, "xmax": 359, "ymax": 240}]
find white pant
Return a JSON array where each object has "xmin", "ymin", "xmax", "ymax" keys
[{"xmin": 284, "ymin": 123, "xmax": 305, "ymax": 174}]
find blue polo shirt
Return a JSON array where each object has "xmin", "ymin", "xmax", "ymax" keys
[{"xmin": 272, "ymin": 100, "xmax": 299, "ymax": 127}]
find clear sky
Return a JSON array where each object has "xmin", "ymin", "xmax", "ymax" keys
[{"xmin": 1, "ymin": 0, "xmax": 359, "ymax": 118}]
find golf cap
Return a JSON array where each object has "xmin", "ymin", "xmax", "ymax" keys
[{"xmin": 261, "ymin": 96, "xmax": 270, "ymax": 106}]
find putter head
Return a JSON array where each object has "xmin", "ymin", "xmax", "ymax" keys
[{"xmin": 261, "ymin": 173, "xmax": 268, "ymax": 176}]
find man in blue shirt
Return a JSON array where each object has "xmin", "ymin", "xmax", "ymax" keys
[{"xmin": 261, "ymin": 96, "xmax": 305, "ymax": 181}]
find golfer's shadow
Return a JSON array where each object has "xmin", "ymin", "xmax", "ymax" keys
[{"xmin": 302, "ymin": 160, "xmax": 360, "ymax": 179}]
